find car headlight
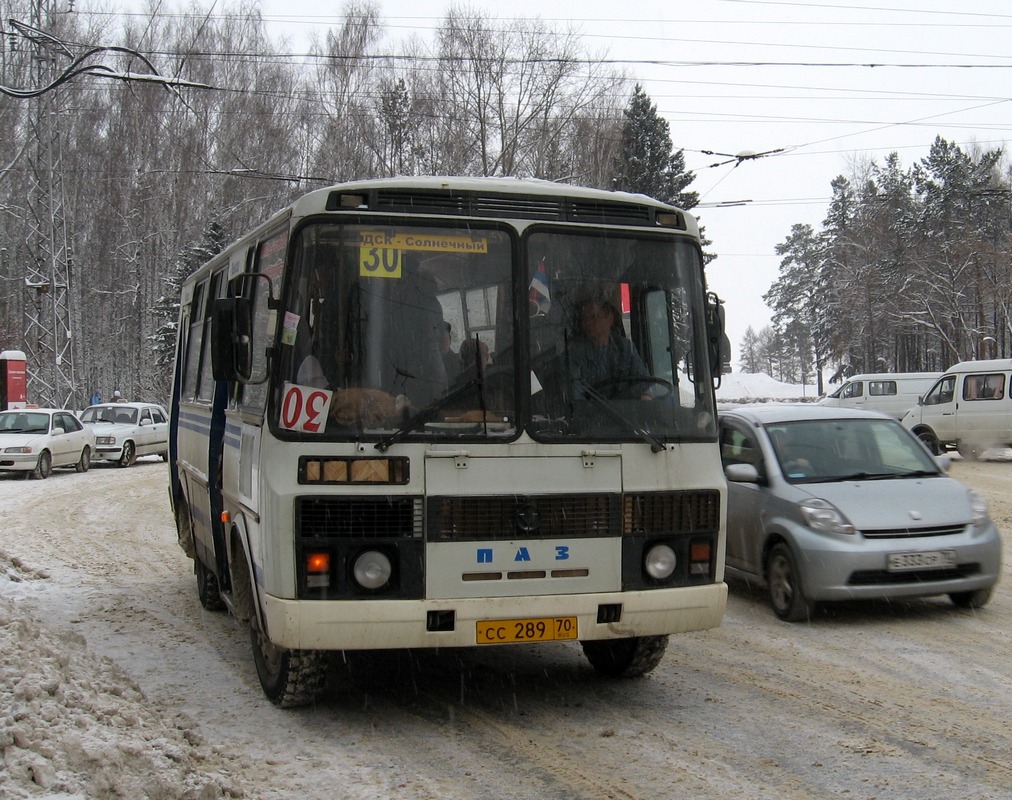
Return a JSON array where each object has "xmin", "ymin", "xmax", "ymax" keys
[
  {"xmin": 96, "ymin": 436, "xmax": 116, "ymax": 445},
  {"xmin": 4, "ymin": 446, "xmax": 32, "ymax": 454},
  {"xmin": 969, "ymin": 489, "xmax": 989, "ymax": 527},
  {"xmin": 800, "ymin": 498, "xmax": 855, "ymax": 535}
]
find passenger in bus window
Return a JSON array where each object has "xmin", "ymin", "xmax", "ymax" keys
[{"xmin": 568, "ymin": 296, "xmax": 651, "ymax": 400}]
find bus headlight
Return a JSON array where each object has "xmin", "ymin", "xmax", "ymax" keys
[
  {"xmin": 353, "ymin": 550, "xmax": 392, "ymax": 590},
  {"xmin": 644, "ymin": 543, "xmax": 677, "ymax": 580}
]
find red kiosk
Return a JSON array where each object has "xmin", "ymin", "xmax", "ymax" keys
[{"xmin": 0, "ymin": 350, "xmax": 28, "ymax": 410}]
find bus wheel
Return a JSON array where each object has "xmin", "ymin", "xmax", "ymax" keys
[
  {"xmin": 174, "ymin": 502, "xmax": 195, "ymax": 558},
  {"xmin": 581, "ymin": 635, "xmax": 668, "ymax": 678},
  {"xmin": 250, "ymin": 618, "xmax": 328, "ymax": 708},
  {"xmin": 195, "ymin": 558, "xmax": 225, "ymax": 611}
]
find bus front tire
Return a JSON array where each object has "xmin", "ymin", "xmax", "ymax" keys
[
  {"xmin": 581, "ymin": 634, "xmax": 668, "ymax": 678},
  {"xmin": 251, "ymin": 620, "xmax": 327, "ymax": 708}
]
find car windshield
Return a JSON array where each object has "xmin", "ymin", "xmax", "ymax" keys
[
  {"xmin": 0, "ymin": 412, "xmax": 50, "ymax": 434},
  {"xmin": 766, "ymin": 417, "xmax": 940, "ymax": 483},
  {"xmin": 81, "ymin": 406, "xmax": 137, "ymax": 425}
]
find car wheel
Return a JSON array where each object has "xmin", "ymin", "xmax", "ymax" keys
[
  {"xmin": 195, "ymin": 558, "xmax": 226, "ymax": 611},
  {"xmin": 581, "ymin": 635, "xmax": 669, "ymax": 677},
  {"xmin": 33, "ymin": 450, "xmax": 52, "ymax": 480},
  {"xmin": 118, "ymin": 440, "xmax": 136, "ymax": 467},
  {"xmin": 949, "ymin": 587, "xmax": 993, "ymax": 609},
  {"xmin": 75, "ymin": 446, "xmax": 91, "ymax": 473},
  {"xmin": 956, "ymin": 441, "xmax": 980, "ymax": 461},
  {"xmin": 765, "ymin": 543, "xmax": 814, "ymax": 622},
  {"xmin": 916, "ymin": 430, "xmax": 941, "ymax": 455}
]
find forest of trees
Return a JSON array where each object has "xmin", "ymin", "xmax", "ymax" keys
[
  {"xmin": 0, "ymin": 1, "xmax": 701, "ymax": 406},
  {"xmin": 741, "ymin": 143, "xmax": 1011, "ymax": 394},
  {"xmin": 1, "ymin": 2, "xmax": 1008, "ymax": 406}
]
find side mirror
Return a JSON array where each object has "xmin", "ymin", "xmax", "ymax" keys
[
  {"xmin": 211, "ymin": 297, "xmax": 253, "ymax": 382},
  {"xmin": 724, "ymin": 463, "xmax": 761, "ymax": 484},
  {"xmin": 51, "ymin": 425, "xmax": 65, "ymax": 435},
  {"xmin": 705, "ymin": 292, "xmax": 728, "ymax": 385}
]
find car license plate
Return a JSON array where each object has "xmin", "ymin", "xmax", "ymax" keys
[
  {"xmin": 887, "ymin": 550, "xmax": 957, "ymax": 572},
  {"xmin": 476, "ymin": 616, "xmax": 578, "ymax": 644}
]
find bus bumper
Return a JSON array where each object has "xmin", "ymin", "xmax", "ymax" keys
[{"xmin": 260, "ymin": 582, "xmax": 728, "ymax": 651}]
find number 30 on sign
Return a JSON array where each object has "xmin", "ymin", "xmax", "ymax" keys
[{"xmin": 280, "ymin": 383, "xmax": 333, "ymax": 433}]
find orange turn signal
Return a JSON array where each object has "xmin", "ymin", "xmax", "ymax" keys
[{"xmin": 306, "ymin": 552, "xmax": 331, "ymax": 574}]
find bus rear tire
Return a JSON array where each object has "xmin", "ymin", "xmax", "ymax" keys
[
  {"xmin": 581, "ymin": 634, "xmax": 668, "ymax": 678},
  {"xmin": 195, "ymin": 558, "xmax": 225, "ymax": 611},
  {"xmin": 251, "ymin": 619, "xmax": 327, "ymax": 708}
]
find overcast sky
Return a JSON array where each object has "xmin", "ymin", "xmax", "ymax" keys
[{"xmin": 111, "ymin": 0, "xmax": 1012, "ymax": 365}]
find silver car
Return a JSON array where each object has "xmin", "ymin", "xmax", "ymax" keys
[{"xmin": 720, "ymin": 405, "xmax": 1001, "ymax": 621}]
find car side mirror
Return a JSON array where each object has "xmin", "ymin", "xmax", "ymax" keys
[
  {"xmin": 51, "ymin": 425, "xmax": 65, "ymax": 435},
  {"xmin": 934, "ymin": 454, "xmax": 952, "ymax": 473},
  {"xmin": 724, "ymin": 462, "xmax": 761, "ymax": 484}
]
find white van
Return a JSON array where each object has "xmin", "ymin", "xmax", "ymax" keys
[
  {"xmin": 818, "ymin": 372, "xmax": 940, "ymax": 419},
  {"xmin": 901, "ymin": 359, "xmax": 1012, "ymax": 459}
]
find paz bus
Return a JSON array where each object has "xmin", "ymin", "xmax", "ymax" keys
[{"xmin": 168, "ymin": 177, "xmax": 729, "ymax": 706}]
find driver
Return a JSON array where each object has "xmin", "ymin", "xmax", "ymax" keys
[{"xmin": 568, "ymin": 296, "xmax": 652, "ymax": 400}]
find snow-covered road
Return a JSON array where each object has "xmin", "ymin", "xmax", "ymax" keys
[{"xmin": 2, "ymin": 455, "xmax": 1011, "ymax": 799}]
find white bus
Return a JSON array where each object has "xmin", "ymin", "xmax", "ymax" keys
[{"xmin": 168, "ymin": 177, "xmax": 729, "ymax": 706}]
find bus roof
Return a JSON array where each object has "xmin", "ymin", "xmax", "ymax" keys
[{"xmin": 291, "ymin": 176, "xmax": 699, "ymax": 236}]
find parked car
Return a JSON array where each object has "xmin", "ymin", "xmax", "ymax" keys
[
  {"xmin": 0, "ymin": 407, "xmax": 96, "ymax": 478},
  {"xmin": 79, "ymin": 402, "xmax": 169, "ymax": 466},
  {"xmin": 719, "ymin": 405, "xmax": 1001, "ymax": 621}
]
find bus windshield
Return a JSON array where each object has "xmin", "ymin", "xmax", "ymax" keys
[
  {"xmin": 276, "ymin": 220, "xmax": 714, "ymax": 443},
  {"xmin": 526, "ymin": 230, "xmax": 715, "ymax": 442}
]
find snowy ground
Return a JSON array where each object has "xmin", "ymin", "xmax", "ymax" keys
[{"xmin": 2, "ymin": 374, "xmax": 1011, "ymax": 799}]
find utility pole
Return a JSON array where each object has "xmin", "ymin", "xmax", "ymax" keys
[{"xmin": 16, "ymin": 0, "xmax": 80, "ymax": 408}]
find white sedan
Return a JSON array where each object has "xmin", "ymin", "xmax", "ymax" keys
[
  {"xmin": 0, "ymin": 408, "xmax": 96, "ymax": 478},
  {"xmin": 79, "ymin": 402, "xmax": 169, "ymax": 467}
]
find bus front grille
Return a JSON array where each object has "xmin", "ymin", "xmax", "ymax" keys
[
  {"xmin": 623, "ymin": 490, "xmax": 721, "ymax": 535},
  {"xmin": 430, "ymin": 494, "xmax": 619, "ymax": 540},
  {"xmin": 296, "ymin": 496, "xmax": 423, "ymax": 538}
]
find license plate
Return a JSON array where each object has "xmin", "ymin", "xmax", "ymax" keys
[
  {"xmin": 476, "ymin": 616, "xmax": 578, "ymax": 644},
  {"xmin": 887, "ymin": 550, "xmax": 957, "ymax": 572}
]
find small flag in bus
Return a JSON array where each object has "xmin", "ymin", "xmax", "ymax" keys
[{"xmin": 529, "ymin": 258, "xmax": 551, "ymax": 317}]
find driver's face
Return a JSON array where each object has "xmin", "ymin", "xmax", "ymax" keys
[{"xmin": 581, "ymin": 303, "xmax": 614, "ymax": 344}]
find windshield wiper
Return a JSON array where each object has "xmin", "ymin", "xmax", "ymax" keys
[
  {"xmin": 822, "ymin": 471, "xmax": 908, "ymax": 482},
  {"xmin": 578, "ymin": 381, "xmax": 665, "ymax": 453},
  {"xmin": 374, "ymin": 378, "xmax": 483, "ymax": 452}
]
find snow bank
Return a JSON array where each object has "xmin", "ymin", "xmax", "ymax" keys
[
  {"xmin": 0, "ymin": 590, "xmax": 241, "ymax": 799},
  {"xmin": 715, "ymin": 371, "xmax": 819, "ymax": 403}
]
